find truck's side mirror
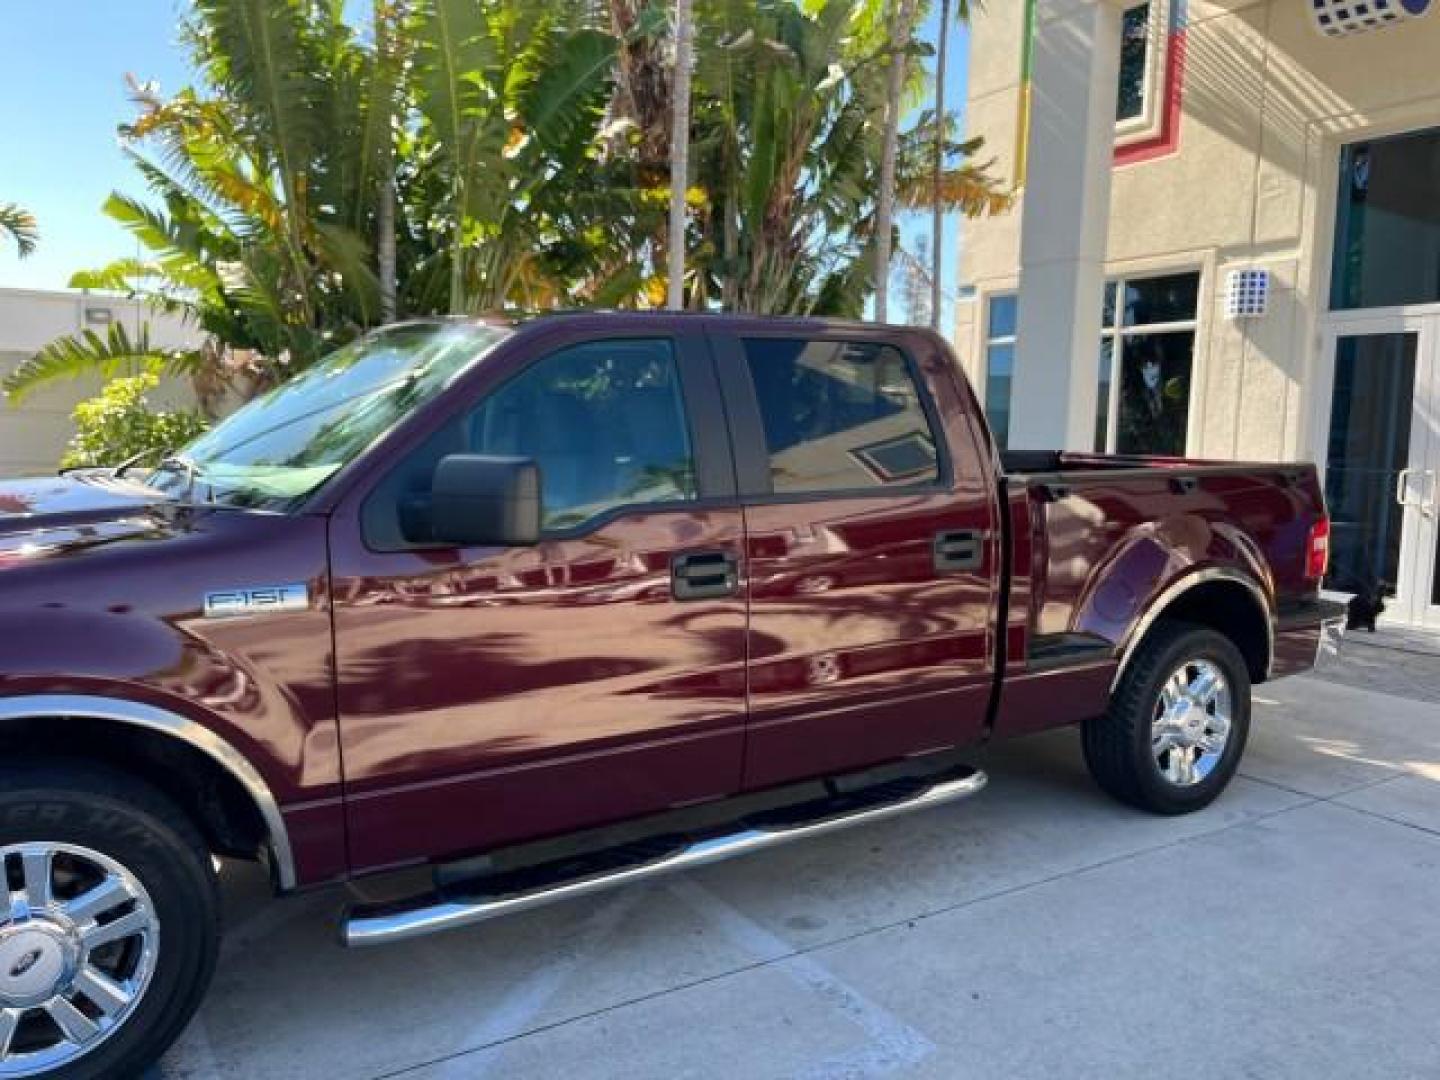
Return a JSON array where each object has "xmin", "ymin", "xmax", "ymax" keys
[{"xmin": 429, "ymin": 455, "xmax": 541, "ymax": 547}]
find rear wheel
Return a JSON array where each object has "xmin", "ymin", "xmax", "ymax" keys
[
  {"xmin": 0, "ymin": 764, "xmax": 219, "ymax": 1079},
  {"xmin": 1083, "ymin": 621, "xmax": 1252, "ymax": 814}
]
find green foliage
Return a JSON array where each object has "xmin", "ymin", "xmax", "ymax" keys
[
  {"xmin": 59, "ymin": 373, "xmax": 210, "ymax": 471},
  {"xmin": 18, "ymin": 0, "xmax": 1011, "ymax": 409},
  {"xmin": 0, "ymin": 202, "xmax": 38, "ymax": 258}
]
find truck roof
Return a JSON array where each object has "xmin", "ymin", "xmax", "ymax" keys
[{"xmin": 388, "ymin": 310, "xmax": 937, "ymax": 338}]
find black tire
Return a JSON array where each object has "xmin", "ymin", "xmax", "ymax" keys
[
  {"xmin": 1082, "ymin": 620, "xmax": 1252, "ymax": 814},
  {"xmin": 0, "ymin": 761, "xmax": 220, "ymax": 1080}
]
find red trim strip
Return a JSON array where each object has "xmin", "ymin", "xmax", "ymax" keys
[{"xmin": 1115, "ymin": 28, "xmax": 1186, "ymax": 166}]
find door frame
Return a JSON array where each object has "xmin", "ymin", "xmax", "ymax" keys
[{"xmin": 1312, "ymin": 304, "xmax": 1440, "ymax": 627}]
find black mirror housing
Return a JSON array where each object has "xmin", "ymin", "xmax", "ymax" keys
[{"xmin": 430, "ymin": 455, "xmax": 541, "ymax": 547}]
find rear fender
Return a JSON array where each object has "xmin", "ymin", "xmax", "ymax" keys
[{"xmin": 1069, "ymin": 518, "xmax": 1274, "ymax": 689}]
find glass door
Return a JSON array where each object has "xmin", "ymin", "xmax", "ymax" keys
[{"xmin": 1318, "ymin": 316, "xmax": 1440, "ymax": 627}]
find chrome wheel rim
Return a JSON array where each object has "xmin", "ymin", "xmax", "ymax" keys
[
  {"xmin": 0, "ymin": 843, "xmax": 159, "ymax": 1077},
  {"xmin": 1151, "ymin": 659, "xmax": 1233, "ymax": 787}
]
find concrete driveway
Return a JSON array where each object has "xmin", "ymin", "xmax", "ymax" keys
[{"xmin": 154, "ymin": 642, "xmax": 1440, "ymax": 1080}]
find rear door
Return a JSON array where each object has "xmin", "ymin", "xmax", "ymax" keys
[
  {"xmin": 712, "ymin": 328, "xmax": 1000, "ymax": 790},
  {"xmin": 328, "ymin": 328, "xmax": 749, "ymax": 873}
]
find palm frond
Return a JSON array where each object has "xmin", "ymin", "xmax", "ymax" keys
[
  {"xmin": 522, "ymin": 28, "xmax": 617, "ymax": 154},
  {"xmin": 314, "ymin": 221, "xmax": 382, "ymax": 322},
  {"xmin": 0, "ymin": 203, "xmax": 38, "ymax": 258},
  {"xmin": 4, "ymin": 324, "xmax": 204, "ymax": 404},
  {"xmin": 897, "ymin": 162, "xmax": 1012, "ymax": 216}
]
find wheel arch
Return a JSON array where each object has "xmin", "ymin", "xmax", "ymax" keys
[
  {"xmin": 0, "ymin": 694, "xmax": 296, "ymax": 891},
  {"xmin": 1112, "ymin": 569, "xmax": 1273, "ymax": 692}
]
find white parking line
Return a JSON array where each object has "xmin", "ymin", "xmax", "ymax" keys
[
  {"xmin": 420, "ymin": 887, "xmax": 649, "ymax": 1079},
  {"xmin": 668, "ymin": 879, "xmax": 935, "ymax": 1079}
]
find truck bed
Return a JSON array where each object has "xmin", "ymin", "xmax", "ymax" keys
[{"xmin": 986, "ymin": 447, "xmax": 1329, "ymax": 741}]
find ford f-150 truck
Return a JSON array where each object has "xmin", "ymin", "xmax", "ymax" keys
[{"xmin": 0, "ymin": 313, "xmax": 1340, "ymax": 1078}]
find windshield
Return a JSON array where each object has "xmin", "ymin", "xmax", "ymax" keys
[{"xmin": 148, "ymin": 322, "xmax": 510, "ymax": 510}]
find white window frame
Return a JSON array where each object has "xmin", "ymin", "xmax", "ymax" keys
[
  {"xmin": 1115, "ymin": 0, "xmax": 1170, "ymax": 148},
  {"xmin": 1097, "ymin": 271, "xmax": 1201, "ymax": 454}
]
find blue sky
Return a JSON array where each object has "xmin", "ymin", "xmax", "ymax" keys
[
  {"xmin": 0, "ymin": 2, "xmax": 970, "ymax": 322},
  {"xmin": 0, "ymin": 1, "xmax": 193, "ymax": 291}
]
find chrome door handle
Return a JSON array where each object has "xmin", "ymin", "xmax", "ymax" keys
[
  {"xmin": 1397, "ymin": 467, "xmax": 1419, "ymax": 507},
  {"xmin": 934, "ymin": 529, "xmax": 986, "ymax": 573},
  {"xmin": 671, "ymin": 550, "xmax": 740, "ymax": 601}
]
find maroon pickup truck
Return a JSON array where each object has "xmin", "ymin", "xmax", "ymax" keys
[{"xmin": 0, "ymin": 313, "xmax": 1340, "ymax": 1078}]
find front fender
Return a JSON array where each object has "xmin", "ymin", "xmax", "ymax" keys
[
  {"xmin": 0, "ymin": 510, "xmax": 345, "ymax": 886},
  {"xmin": 0, "ymin": 692, "xmax": 298, "ymax": 890}
]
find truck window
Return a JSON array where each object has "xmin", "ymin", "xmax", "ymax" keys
[
  {"xmin": 364, "ymin": 338, "xmax": 698, "ymax": 548},
  {"xmin": 742, "ymin": 339, "xmax": 941, "ymax": 495}
]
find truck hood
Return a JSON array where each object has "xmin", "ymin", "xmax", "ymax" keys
[{"xmin": 0, "ymin": 472, "xmax": 181, "ymax": 559}]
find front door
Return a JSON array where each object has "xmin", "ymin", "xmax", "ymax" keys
[
  {"xmin": 328, "ymin": 331, "xmax": 749, "ymax": 873},
  {"xmin": 1319, "ymin": 314, "xmax": 1440, "ymax": 627}
]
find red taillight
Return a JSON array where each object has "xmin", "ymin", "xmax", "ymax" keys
[{"xmin": 1306, "ymin": 516, "xmax": 1331, "ymax": 581}]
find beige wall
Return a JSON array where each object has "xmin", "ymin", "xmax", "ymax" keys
[
  {"xmin": 0, "ymin": 289, "xmax": 201, "ymax": 478},
  {"xmin": 958, "ymin": 0, "xmax": 1440, "ymax": 461}
]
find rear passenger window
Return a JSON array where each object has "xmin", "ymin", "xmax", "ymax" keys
[{"xmin": 743, "ymin": 339, "xmax": 941, "ymax": 495}]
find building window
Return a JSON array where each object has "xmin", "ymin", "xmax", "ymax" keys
[
  {"xmin": 983, "ymin": 295, "xmax": 1018, "ymax": 449},
  {"xmin": 1113, "ymin": 0, "xmax": 1180, "ymax": 161},
  {"xmin": 1096, "ymin": 272, "xmax": 1200, "ymax": 456},
  {"xmin": 1331, "ymin": 126, "xmax": 1440, "ymax": 312},
  {"xmin": 1117, "ymin": 3, "xmax": 1152, "ymax": 124}
]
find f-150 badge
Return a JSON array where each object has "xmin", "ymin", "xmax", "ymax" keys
[{"xmin": 203, "ymin": 583, "xmax": 309, "ymax": 618}]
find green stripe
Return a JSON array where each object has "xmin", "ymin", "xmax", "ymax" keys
[{"xmin": 1019, "ymin": 0, "xmax": 1037, "ymax": 83}]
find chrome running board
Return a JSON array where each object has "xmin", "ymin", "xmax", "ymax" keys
[{"xmin": 342, "ymin": 765, "xmax": 987, "ymax": 947}]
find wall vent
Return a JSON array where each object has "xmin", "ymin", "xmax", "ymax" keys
[
  {"xmin": 1310, "ymin": 0, "xmax": 1431, "ymax": 37},
  {"xmin": 1225, "ymin": 269, "xmax": 1270, "ymax": 320}
]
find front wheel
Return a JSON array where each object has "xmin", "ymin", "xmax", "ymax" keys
[
  {"xmin": 0, "ymin": 763, "xmax": 219, "ymax": 1079},
  {"xmin": 1083, "ymin": 621, "xmax": 1252, "ymax": 814}
]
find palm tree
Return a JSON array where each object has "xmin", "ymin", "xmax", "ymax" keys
[
  {"xmin": 0, "ymin": 203, "xmax": 38, "ymax": 258},
  {"xmin": 676, "ymin": 0, "xmax": 1006, "ymax": 318},
  {"xmin": 667, "ymin": 0, "xmax": 694, "ymax": 310},
  {"xmin": 371, "ymin": 1, "xmax": 406, "ymax": 322},
  {"xmin": 930, "ymin": 0, "xmax": 952, "ymax": 329},
  {"xmin": 7, "ymin": 0, "xmax": 621, "ymax": 405},
  {"xmin": 874, "ymin": 0, "xmax": 918, "ymax": 323},
  {"xmin": 686, "ymin": 0, "xmax": 887, "ymax": 314},
  {"xmin": 7, "ymin": 0, "xmax": 1012, "ymax": 415}
]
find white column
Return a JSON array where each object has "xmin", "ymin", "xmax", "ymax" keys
[{"xmin": 1009, "ymin": 0, "xmax": 1125, "ymax": 452}]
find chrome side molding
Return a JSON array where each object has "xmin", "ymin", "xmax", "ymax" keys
[
  {"xmin": 0, "ymin": 694, "xmax": 297, "ymax": 891},
  {"xmin": 342, "ymin": 766, "xmax": 987, "ymax": 948}
]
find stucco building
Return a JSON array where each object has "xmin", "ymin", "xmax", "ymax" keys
[
  {"xmin": 957, "ymin": 0, "xmax": 1440, "ymax": 628},
  {"xmin": 0, "ymin": 288, "xmax": 200, "ymax": 478}
]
